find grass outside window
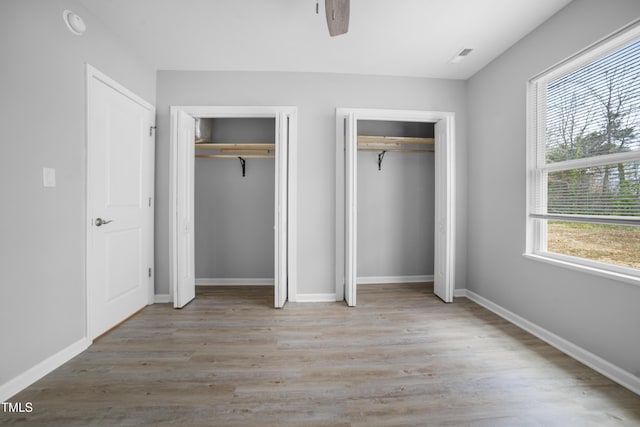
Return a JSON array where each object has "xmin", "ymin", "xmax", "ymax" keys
[{"xmin": 547, "ymin": 221, "xmax": 640, "ymax": 270}]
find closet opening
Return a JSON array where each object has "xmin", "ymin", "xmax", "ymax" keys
[
  {"xmin": 194, "ymin": 118, "xmax": 276, "ymax": 298},
  {"xmin": 170, "ymin": 106, "xmax": 297, "ymax": 309},
  {"xmin": 356, "ymin": 120, "xmax": 435, "ymax": 289},
  {"xmin": 336, "ymin": 108, "xmax": 455, "ymax": 306}
]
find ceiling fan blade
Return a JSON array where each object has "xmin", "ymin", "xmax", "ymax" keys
[{"xmin": 325, "ymin": 0, "xmax": 349, "ymax": 37}]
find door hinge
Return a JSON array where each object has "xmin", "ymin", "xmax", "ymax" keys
[
  {"xmin": 148, "ymin": 197, "xmax": 152, "ymax": 207},
  {"xmin": 148, "ymin": 267, "xmax": 152, "ymax": 278},
  {"xmin": 149, "ymin": 126, "xmax": 157, "ymax": 137}
]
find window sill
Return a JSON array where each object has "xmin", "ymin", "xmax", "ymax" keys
[{"xmin": 522, "ymin": 252, "xmax": 640, "ymax": 288}]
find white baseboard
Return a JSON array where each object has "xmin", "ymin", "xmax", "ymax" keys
[
  {"xmin": 453, "ymin": 288, "xmax": 467, "ymax": 298},
  {"xmin": 357, "ymin": 275, "xmax": 434, "ymax": 284},
  {"xmin": 195, "ymin": 278, "xmax": 274, "ymax": 286},
  {"xmin": 464, "ymin": 290, "xmax": 640, "ymax": 396},
  {"xmin": 154, "ymin": 294, "xmax": 171, "ymax": 303},
  {"xmin": 0, "ymin": 337, "xmax": 91, "ymax": 402},
  {"xmin": 294, "ymin": 293, "xmax": 338, "ymax": 303}
]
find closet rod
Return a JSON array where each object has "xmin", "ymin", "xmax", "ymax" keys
[
  {"xmin": 365, "ymin": 148, "xmax": 434, "ymax": 171},
  {"xmin": 195, "ymin": 154, "xmax": 275, "ymax": 159},
  {"xmin": 219, "ymin": 148, "xmax": 272, "ymax": 154},
  {"xmin": 195, "ymin": 143, "xmax": 275, "ymax": 150},
  {"xmin": 358, "ymin": 141, "xmax": 403, "ymax": 148},
  {"xmin": 357, "ymin": 136, "xmax": 435, "ymax": 145},
  {"xmin": 357, "ymin": 148, "xmax": 433, "ymax": 153}
]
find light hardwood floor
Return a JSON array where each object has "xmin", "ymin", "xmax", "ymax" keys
[{"xmin": 3, "ymin": 284, "xmax": 639, "ymax": 426}]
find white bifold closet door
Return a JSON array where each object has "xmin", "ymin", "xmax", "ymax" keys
[
  {"xmin": 433, "ymin": 119, "xmax": 454, "ymax": 303},
  {"xmin": 344, "ymin": 113, "xmax": 357, "ymax": 306},
  {"xmin": 174, "ymin": 110, "xmax": 196, "ymax": 308},
  {"xmin": 274, "ymin": 112, "xmax": 290, "ymax": 308}
]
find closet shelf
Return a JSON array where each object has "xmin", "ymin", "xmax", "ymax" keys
[
  {"xmin": 357, "ymin": 136, "xmax": 434, "ymax": 171},
  {"xmin": 357, "ymin": 136, "xmax": 435, "ymax": 148},
  {"xmin": 195, "ymin": 143, "xmax": 275, "ymax": 151},
  {"xmin": 358, "ymin": 148, "xmax": 433, "ymax": 153},
  {"xmin": 195, "ymin": 143, "xmax": 276, "ymax": 161},
  {"xmin": 196, "ymin": 154, "xmax": 274, "ymax": 159}
]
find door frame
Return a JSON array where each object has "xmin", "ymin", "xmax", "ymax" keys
[
  {"xmin": 335, "ymin": 108, "xmax": 456, "ymax": 304},
  {"xmin": 85, "ymin": 64, "xmax": 155, "ymax": 339},
  {"xmin": 169, "ymin": 106, "xmax": 298, "ymax": 307}
]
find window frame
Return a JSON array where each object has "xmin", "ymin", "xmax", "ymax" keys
[{"xmin": 525, "ymin": 20, "xmax": 640, "ymax": 286}]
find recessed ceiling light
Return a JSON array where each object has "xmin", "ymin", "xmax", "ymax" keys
[
  {"xmin": 63, "ymin": 10, "xmax": 86, "ymax": 36},
  {"xmin": 450, "ymin": 48, "xmax": 474, "ymax": 64}
]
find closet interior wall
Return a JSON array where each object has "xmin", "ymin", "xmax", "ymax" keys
[
  {"xmin": 357, "ymin": 120, "xmax": 435, "ymax": 282},
  {"xmin": 194, "ymin": 118, "xmax": 276, "ymax": 282}
]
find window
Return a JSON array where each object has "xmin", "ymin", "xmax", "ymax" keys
[{"xmin": 527, "ymin": 23, "xmax": 640, "ymax": 282}]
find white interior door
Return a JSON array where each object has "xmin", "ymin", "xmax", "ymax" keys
[
  {"xmin": 86, "ymin": 65, "xmax": 155, "ymax": 340},
  {"xmin": 174, "ymin": 111, "xmax": 196, "ymax": 308},
  {"xmin": 433, "ymin": 119, "xmax": 454, "ymax": 302},
  {"xmin": 274, "ymin": 112, "xmax": 289, "ymax": 308},
  {"xmin": 344, "ymin": 113, "xmax": 357, "ymax": 306}
]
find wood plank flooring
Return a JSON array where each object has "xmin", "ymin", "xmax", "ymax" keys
[{"xmin": 2, "ymin": 284, "xmax": 639, "ymax": 426}]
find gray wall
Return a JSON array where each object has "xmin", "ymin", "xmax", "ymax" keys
[
  {"xmin": 194, "ymin": 118, "xmax": 275, "ymax": 279},
  {"xmin": 155, "ymin": 72, "xmax": 468, "ymax": 296},
  {"xmin": 0, "ymin": 1, "xmax": 155, "ymax": 386},
  {"xmin": 357, "ymin": 121, "xmax": 435, "ymax": 278},
  {"xmin": 467, "ymin": 0, "xmax": 640, "ymax": 377}
]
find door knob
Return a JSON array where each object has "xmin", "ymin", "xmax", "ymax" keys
[{"xmin": 95, "ymin": 218, "xmax": 113, "ymax": 227}]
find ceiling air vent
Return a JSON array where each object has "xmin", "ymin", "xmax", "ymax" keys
[{"xmin": 450, "ymin": 48, "xmax": 474, "ymax": 63}]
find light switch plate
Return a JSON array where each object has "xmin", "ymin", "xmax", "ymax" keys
[{"xmin": 43, "ymin": 167, "xmax": 56, "ymax": 188}]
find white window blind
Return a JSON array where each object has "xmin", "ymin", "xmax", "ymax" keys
[{"xmin": 532, "ymin": 36, "xmax": 640, "ymax": 226}]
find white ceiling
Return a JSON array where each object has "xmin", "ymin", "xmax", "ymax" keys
[{"xmin": 78, "ymin": 0, "xmax": 572, "ymax": 80}]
